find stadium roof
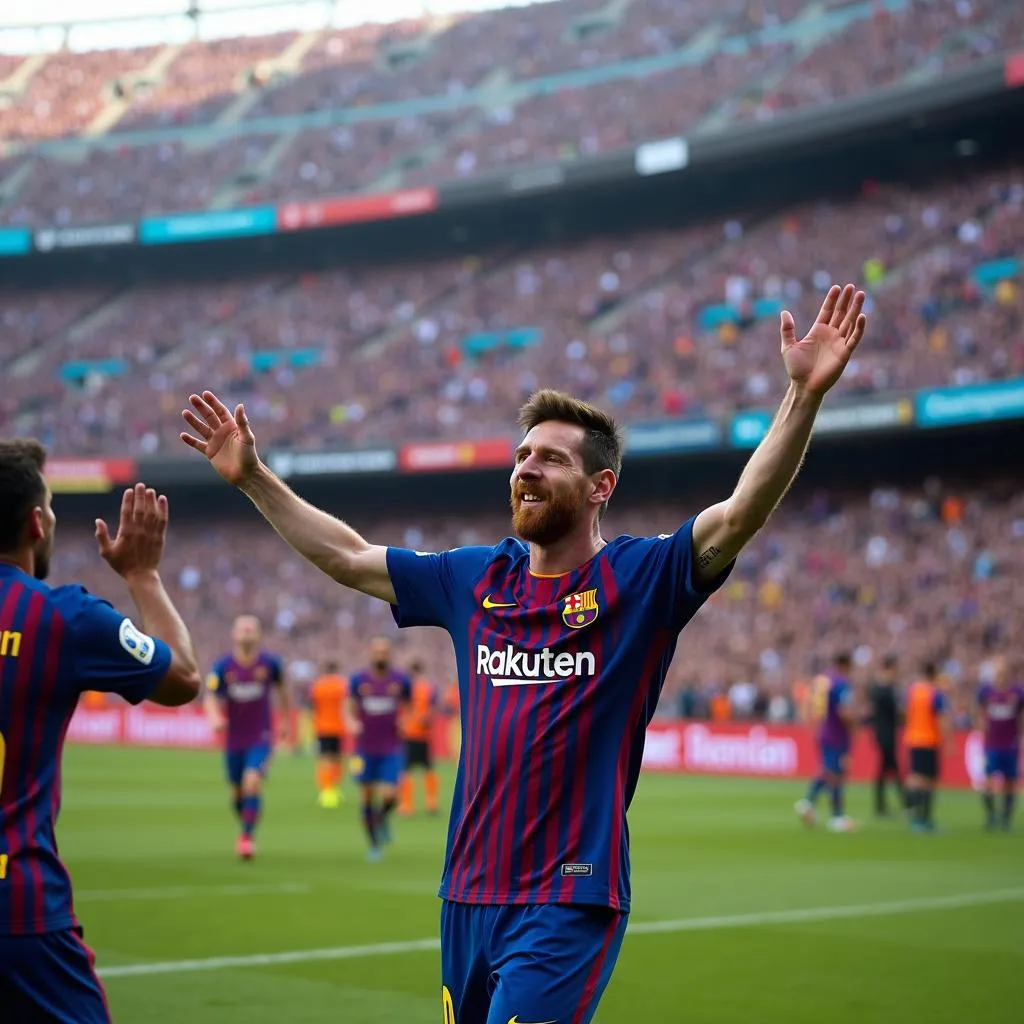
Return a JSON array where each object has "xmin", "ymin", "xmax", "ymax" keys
[{"xmin": 0, "ymin": 0, "xmax": 552, "ymax": 53}]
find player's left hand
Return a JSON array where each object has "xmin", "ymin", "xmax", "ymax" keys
[
  {"xmin": 780, "ymin": 283, "xmax": 867, "ymax": 398},
  {"xmin": 95, "ymin": 483, "xmax": 168, "ymax": 580}
]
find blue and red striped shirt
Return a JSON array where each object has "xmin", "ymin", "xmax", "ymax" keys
[
  {"xmin": 387, "ymin": 516, "xmax": 731, "ymax": 912},
  {"xmin": 0, "ymin": 564, "xmax": 171, "ymax": 935}
]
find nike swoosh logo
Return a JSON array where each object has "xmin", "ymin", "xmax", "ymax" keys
[
  {"xmin": 482, "ymin": 595, "xmax": 517, "ymax": 610},
  {"xmin": 508, "ymin": 1017, "xmax": 555, "ymax": 1024}
]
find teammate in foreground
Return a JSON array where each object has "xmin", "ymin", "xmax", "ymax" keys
[
  {"xmin": 976, "ymin": 656, "xmax": 1024, "ymax": 831},
  {"xmin": 346, "ymin": 635, "xmax": 411, "ymax": 860},
  {"xmin": 0, "ymin": 442, "xmax": 200, "ymax": 1023},
  {"xmin": 399, "ymin": 659, "xmax": 441, "ymax": 815},
  {"xmin": 182, "ymin": 283, "xmax": 867, "ymax": 1024},
  {"xmin": 868, "ymin": 653, "xmax": 905, "ymax": 817},
  {"xmin": 903, "ymin": 662, "xmax": 951, "ymax": 833},
  {"xmin": 205, "ymin": 615, "xmax": 290, "ymax": 859},
  {"xmin": 310, "ymin": 659, "xmax": 348, "ymax": 808},
  {"xmin": 795, "ymin": 653, "xmax": 859, "ymax": 832}
]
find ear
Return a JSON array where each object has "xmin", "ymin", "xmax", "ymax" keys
[
  {"xmin": 27, "ymin": 506, "xmax": 46, "ymax": 542},
  {"xmin": 590, "ymin": 468, "xmax": 617, "ymax": 508}
]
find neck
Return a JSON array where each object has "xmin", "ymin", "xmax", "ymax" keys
[
  {"xmin": 0, "ymin": 551, "xmax": 33, "ymax": 577},
  {"xmin": 234, "ymin": 648, "xmax": 258, "ymax": 665},
  {"xmin": 528, "ymin": 526, "xmax": 605, "ymax": 577}
]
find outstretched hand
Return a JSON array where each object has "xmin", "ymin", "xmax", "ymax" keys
[
  {"xmin": 180, "ymin": 391, "xmax": 259, "ymax": 488},
  {"xmin": 781, "ymin": 284, "xmax": 867, "ymax": 398},
  {"xmin": 96, "ymin": 483, "xmax": 167, "ymax": 580}
]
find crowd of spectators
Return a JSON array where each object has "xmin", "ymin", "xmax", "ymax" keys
[
  {"xmin": 0, "ymin": 0, "xmax": 1019, "ymax": 225},
  {"xmin": 51, "ymin": 478, "xmax": 1024, "ymax": 724},
  {"xmin": 3, "ymin": 163, "xmax": 1019, "ymax": 455}
]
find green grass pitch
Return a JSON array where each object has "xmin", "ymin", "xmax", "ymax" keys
[{"xmin": 59, "ymin": 746, "xmax": 1022, "ymax": 1023}]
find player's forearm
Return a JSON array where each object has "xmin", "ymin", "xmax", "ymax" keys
[
  {"xmin": 124, "ymin": 570, "xmax": 201, "ymax": 700},
  {"xmin": 240, "ymin": 463, "xmax": 371, "ymax": 585},
  {"xmin": 727, "ymin": 384, "xmax": 821, "ymax": 533}
]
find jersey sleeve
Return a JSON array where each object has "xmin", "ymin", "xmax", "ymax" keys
[
  {"xmin": 934, "ymin": 691, "xmax": 947, "ymax": 714},
  {"xmin": 611, "ymin": 516, "xmax": 735, "ymax": 630},
  {"xmin": 836, "ymin": 682, "xmax": 853, "ymax": 709},
  {"xmin": 206, "ymin": 659, "xmax": 227, "ymax": 701},
  {"xmin": 386, "ymin": 546, "xmax": 495, "ymax": 630},
  {"xmin": 61, "ymin": 588, "xmax": 172, "ymax": 706}
]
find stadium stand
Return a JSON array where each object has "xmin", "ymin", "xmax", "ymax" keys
[
  {"xmin": 50, "ymin": 478, "xmax": 1024, "ymax": 720},
  {"xmin": 0, "ymin": 0, "xmax": 1020, "ymax": 225},
  {"xmin": 3, "ymin": 164, "xmax": 1021, "ymax": 454}
]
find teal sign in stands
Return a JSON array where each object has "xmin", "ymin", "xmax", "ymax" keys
[
  {"xmin": 915, "ymin": 378, "xmax": 1024, "ymax": 427},
  {"xmin": 0, "ymin": 227, "xmax": 30, "ymax": 256},
  {"xmin": 59, "ymin": 359, "xmax": 128, "ymax": 382},
  {"xmin": 696, "ymin": 298, "xmax": 785, "ymax": 331},
  {"xmin": 250, "ymin": 349, "xmax": 322, "ymax": 373},
  {"xmin": 972, "ymin": 257, "xmax": 1021, "ymax": 288},
  {"xmin": 462, "ymin": 328, "xmax": 542, "ymax": 357}
]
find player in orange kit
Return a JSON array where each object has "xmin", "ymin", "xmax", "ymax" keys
[
  {"xmin": 398, "ymin": 660, "xmax": 440, "ymax": 815},
  {"xmin": 310, "ymin": 660, "xmax": 348, "ymax": 808}
]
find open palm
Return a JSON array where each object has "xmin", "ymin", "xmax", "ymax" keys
[
  {"xmin": 180, "ymin": 391, "xmax": 259, "ymax": 487},
  {"xmin": 781, "ymin": 284, "xmax": 867, "ymax": 397}
]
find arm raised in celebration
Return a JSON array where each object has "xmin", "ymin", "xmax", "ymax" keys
[
  {"xmin": 180, "ymin": 391, "xmax": 396, "ymax": 605},
  {"xmin": 691, "ymin": 284, "xmax": 868, "ymax": 585}
]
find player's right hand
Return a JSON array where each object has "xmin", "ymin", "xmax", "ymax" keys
[
  {"xmin": 180, "ymin": 390, "xmax": 259, "ymax": 488},
  {"xmin": 95, "ymin": 483, "xmax": 167, "ymax": 579}
]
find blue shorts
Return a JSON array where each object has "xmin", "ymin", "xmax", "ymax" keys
[
  {"xmin": 985, "ymin": 749, "xmax": 1020, "ymax": 782},
  {"xmin": 0, "ymin": 927, "xmax": 110, "ymax": 1023},
  {"xmin": 441, "ymin": 901, "xmax": 627, "ymax": 1024},
  {"xmin": 225, "ymin": 743, "xmax": 272, "ymax": 787},
  {"xmin": 356, "ymin": 751, "xmax": 403, "ymax": 785},
  {"xmin": 820, "ymin": 743, "xmax": 848, "ymax": 776}
]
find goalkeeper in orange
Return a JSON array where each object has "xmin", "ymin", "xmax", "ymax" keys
[
  {"xmin": 398, "ymin": 659, "xmax": 440, "ymax": 815},
  {"xmin": 310, "ymin": 659, "xmax": 348, "ymax": 808}
]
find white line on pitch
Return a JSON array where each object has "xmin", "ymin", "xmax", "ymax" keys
[
  {"xmin": 79, "ymin": 882, "xmax": 310, "ymax": 903},
  {"xmin": 97, "ymin": 886, "xmax": 1024, "ymax": 979}
]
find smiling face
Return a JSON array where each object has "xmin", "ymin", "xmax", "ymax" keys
[{"xmin": 510, "ymin": 421, "xmax": 612, "ymax": 546}]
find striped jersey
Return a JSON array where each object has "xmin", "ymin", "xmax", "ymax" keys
[
  {"xmin": 0, "ymin": 564, "xmax": 171, "ymax": 935},
  {"xmin": 206, "ymin": 651, "xmax": 283, "ymax": 752},
  {"xmin": 386, "ymin": 516, "xmax": 732, "ymax": 912}
]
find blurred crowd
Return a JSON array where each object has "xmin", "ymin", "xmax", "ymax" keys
[
  {"xmin": 52, "ymin": 477, "xmax": 1024, "ymax": 724},
  {"xmin": 3, "ymin": 164, "xmax": 1021, "ymax": 455},
  {"xmin": 1, "ymin": 0, "xmax": 1020, "ymax": 225}
]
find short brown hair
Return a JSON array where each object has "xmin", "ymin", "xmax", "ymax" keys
[
  {"xmin": 0, "ymin": 438, "xmax": 47, "ymax": 554},
  {"xmin": 517, "ymin": 389, "xmax": 624, "ymax": 478}
]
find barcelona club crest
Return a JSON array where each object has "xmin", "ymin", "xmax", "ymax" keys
[{"xmin": 563, "ymin": 588, "xmax": 599, "ymax": 629}]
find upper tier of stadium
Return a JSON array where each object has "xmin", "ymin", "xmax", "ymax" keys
[
  {"xmin": 0, "ymin": 0, "xmax": 1021, "ymax": 226},
  {"xmin": 4, "ymin": 163, "xmax": 1021, "ymax": 455}
]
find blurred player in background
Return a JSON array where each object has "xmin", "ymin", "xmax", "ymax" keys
[
  {"xmin": 347, "ymin": 635, "xmax": 411, "ymax": 861},
  {"xmin": 182, "ymin": 283, "xmax": 867, "ymax": 1024},
  {"xmin": 0, "ymin": 444, "xmax": 200, "ymax": 1024},
  {"xmin": 796, "ymin": 652, "xmax": 858, "ymax": 832},
  {"xmin": 976, "ymin": 655, "xmax": 1024, "ymax": 831},
  {"xmin": 399, "ymin": 659, "xmax": 440, "ymax": 816},
  {"xmin": 205, "ymin": 615, "xmax": 290, "ymax": 860},
  {"xmin": 868, "ymin": 653, "xmax": 905, "ymax": 817},
  {"xmin": 310, "ymin": 659, "xmax": 348, "ymax": 808},
  {"xmin": 903, "ymin": 661, "xmax": 951, "ymax": 833}
]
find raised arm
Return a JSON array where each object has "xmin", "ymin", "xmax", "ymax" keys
[
  {"xmin": 95, "ymin": 484, "xmax": 202, "ymax": 707},
  {"xmin": 180, "ymin": 391, "xmax": 396, "ymax": 604},
  {"xmin": 691, "ymin": 284, "xmax": 867, "ymax": 585}
]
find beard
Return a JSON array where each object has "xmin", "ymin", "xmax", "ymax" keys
[
  {"xmin": 372, "ymin": 659, "xmax": 389, "ymax": 672},
  {"xmin": 511, "ymin": 484, "xmax": 585, "ymax": 546}
]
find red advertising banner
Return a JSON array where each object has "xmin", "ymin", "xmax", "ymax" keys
[
  {"xmin": 67, "ymin": 708, "xmax": 994, "ymax": 792},
  {"xmin": 399, "ymin": 437, "xmax": 513, "ymax": 473},
  {"xmin": 1006, "ymin": 51, "xmax": 1024, "ymax": 88},
  {"xmin": 276, "ymin": 188, "xmax": 439, "ymax": 232},
  {"xmin": 45, "ymin": 457, "xmax": 137, "ymax": 493},
  {"xmin": 642, "ymin": 721, "xmax": 993, "ymax": 790}
]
